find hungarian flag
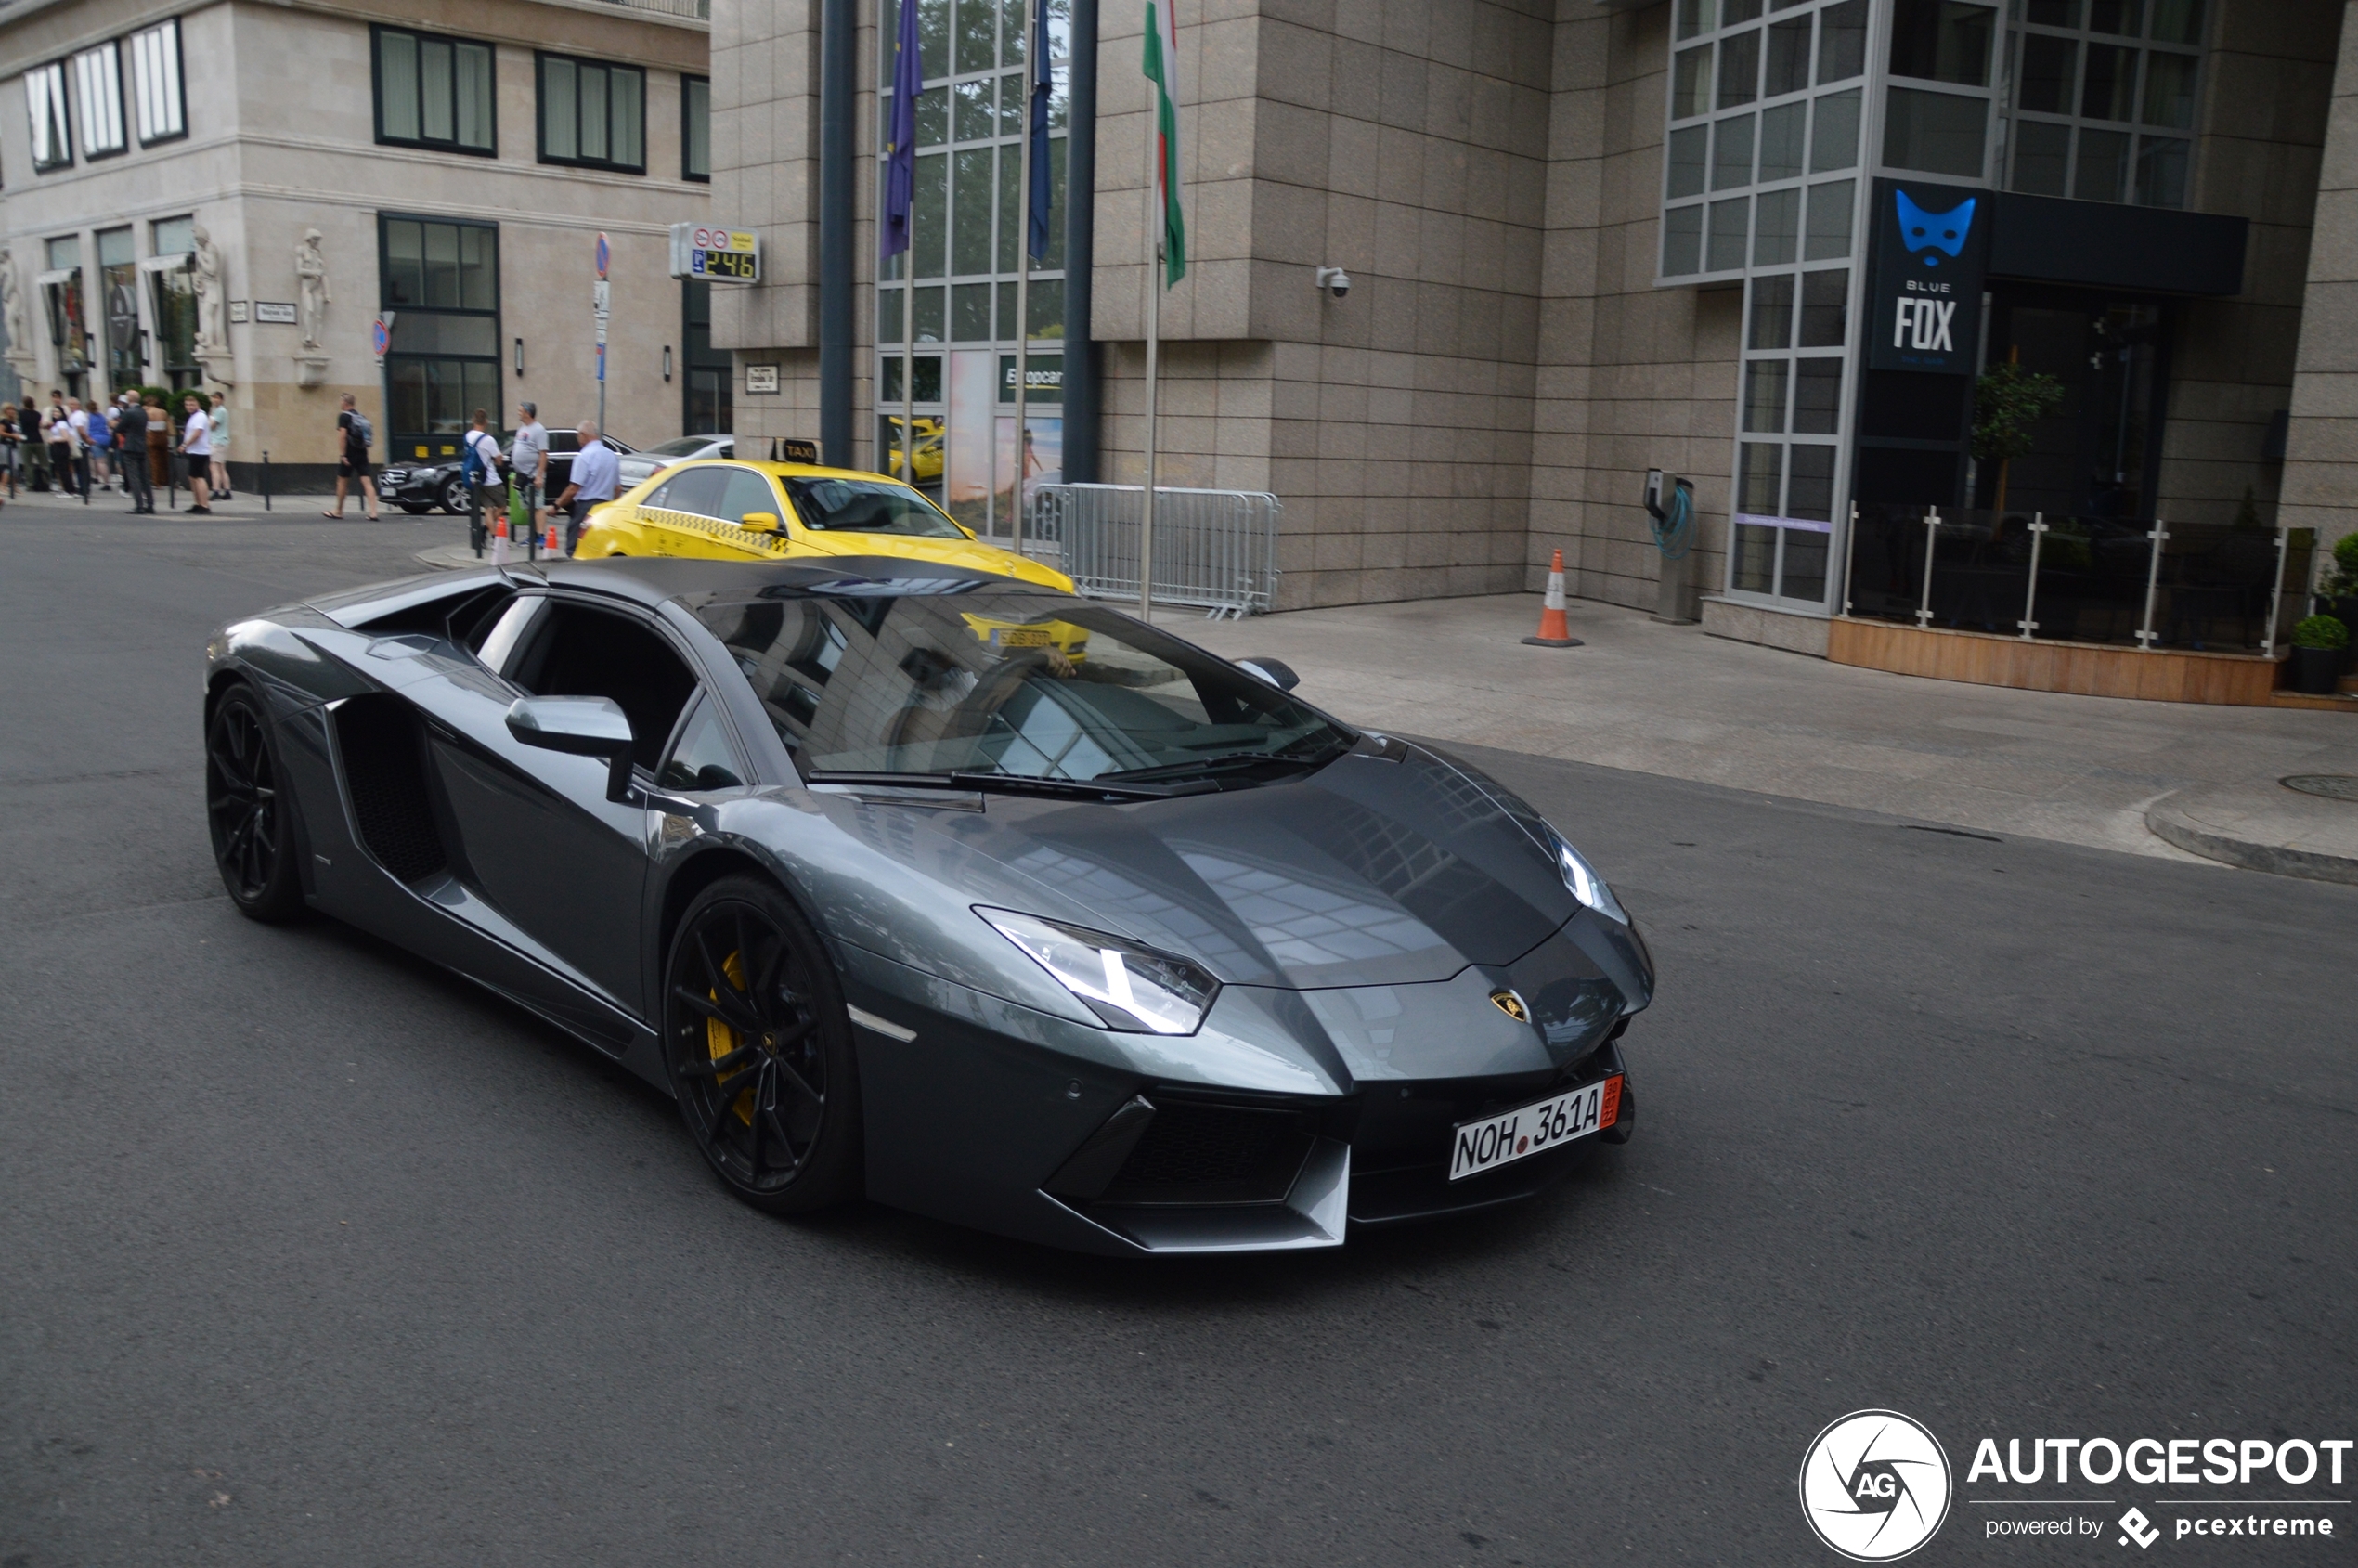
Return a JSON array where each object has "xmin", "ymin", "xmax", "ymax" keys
[{"xmin": 1143, "ymin": 0, "xmax": 1185, "ymax": 287}]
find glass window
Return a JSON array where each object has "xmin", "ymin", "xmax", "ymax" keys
[
  {"xmin": 1754, "ymin": 186, "xmax": 1800, "ymax": 264},
  {"xmin": 1817, "ymin": 0, "xmax": 1868, "ymax": 82},
  {"xmin": 1883, "ymin": 85, "xmax": 1986, "ymax": 176},
  {"xmin": 1758, "ymin": 101, "xmax": 1806, "ymax": 179},
  {"xmin": 1786, "ymin": 444, "xmax": 1835, "ymax": 520},
  {"xmin": 718, "ymin": 466, "xmax": 784, "ymax": 523},
  {"xmin": 1672, "ymin": 45, "xmax": 1713, "ymax": 120},
  {"xmin": 1804, "ymin": 177, "xmax": 1854, "ymax": 259},
  {"xmin": 2087, "ymin": 0, "xmax": 2142, "ymax": 34},
  {"xmin": 651, "ymin": 465, "xmax": 728, "ymax": 517},
  {"xmin": 1887, "ymin": 1, "xmax": 1994, "ymax": 87},
  {"xmin": 2011, "ymin": 121, "xmax": 2071, "ymax": 193},
  {"xmin": 1707, "ymin": 196, "xmax": 1751, "ymax": 270},
  {"xmin": 2028, "ymin": 0, "xmax": 2080, "ymax": 21},
  {"xmin": 2081, "ymin": 44, "xmax": 2135, "ymax": 120},
  {"xmin": 376, "ymin": 27, "xmax": 494, "ymax": 153},
  {"xmin": 2135, "ymin": 136, "xmax": 2188, "ymax": 205},
  {"xmin": 1717, "ymin": 29, "xmax": 1761, "ymax": 109},
  {"xmin": 540, "ymin": 55, "xmax": 644, "ymax": 172},
  {"xmin": 1668, "ymin": 124, "xmax": 1709, "ymax": 198},
  {"xmin": 151, "ymin": 219, "xmax": 198, "ymax": 386},
  {"xmin": 1663, "ymin": 205, "xmax": 1704, "ymax": 275},
  {"xmin": 2017, "ymin": 32, "xmax": 2076, "ymax": 113},
  {"xmin": 1724, "ymin": 0, "xmax": 1763, "ymax": 25},
  {"xmin": 2076, "ymin": 126, "xmax": 2129, "ymax": 199},
  {"xmin": 74, "ymin": 44, "xmax": 126, "ymax": 157},
  {"xmin": 952, "ymin": 146, "xmax": 993, "ymax": 274},
  {"xmin": 785, "ymin": 475, "xmax": 966, "ymax": 536},
  {"xmin": 658, "ymin": 698, "xmax": 746, "ymax": 794},
  {"xmin": 953, "ymin": 78, "xmax": 993, "ymax": 142},
  {"xmin": 1743, "ymin": 359, "xmax": 1789, "ymax": 433},
  {"xmin": 1713, "ymin": 113, "xmax": 1756, "ymax": 190},
  {"xmin": 956, "ymin": 0, "xmax": 996, "ymax": 73},
  {"xmin": 129, "ymin": 20, "xmax": 186, "ymax": 145},
  {"xmin": 1765, "ymin": 16, "xmax": 1811, "ymax": 97},
  {"xmin": 1792, "ymin": 357, "xmax": 1843, "ymax": 433},
  {"xmin": 1739, "ymin": 442, "xmax": 1783, "ymax": 513},
  {"xmin": 381, "ymin": 216, "xmax": 499, "ymax": 454},
  {"xmin": 1732, "ymin": 522, "xmax": 1776, "ymax": 590},
  {"xmin": 1809, "ymin": 88, "xmax": 1860, "ymax": 172},
  {"xmin": 26, "ymin": 62, "xmax": 71, "ymax": 171},
  {"xmin": 1798, "ymin": 268, "xmax": 1847, "ymax": 346},
  {"xmin": 684, "ymin": 76, "xmax": 712, "ymax": 180},
  {"xmin": 1677, "ymin": 0, "xmax": 1717, "ymax": 41},
  {"xmin": 2142, "ymin": 50, "xmax": 2196, "ymax": 127},
  {"xmin": 1748, "ymin": 273, "xmax": 1794, "ymax": 348},
  {"xmin": 2149, "ymin": 0, "xmax": 2203, "ymax": 44}
]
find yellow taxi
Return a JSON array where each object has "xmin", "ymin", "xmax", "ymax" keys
[
  {"xmin": 881, "ymin": 416, "xmax": 944, "ymax": 484},
  {"xmin": 575, "ymin": 458, "xmax": 1072, "ymax": 590}
]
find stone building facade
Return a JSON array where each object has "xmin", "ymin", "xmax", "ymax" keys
[
  {"xmin": 713, "ymin": 0, "xmax": 2353, "ymax": 623},
  {"xmin": 0, "ymin": 0, "xmax": 711, "ymax": 489}
]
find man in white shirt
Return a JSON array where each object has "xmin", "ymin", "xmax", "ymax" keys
[
  {"xmin": 66, "ymin": 398, "xmax": 92, "ymax": 499},
  {"xmin": 180, "ymin": 393, "xmax": 213, "ymax": 513},
  {"xmin": 552, "ymin": 418, "xmax": 619, "ymax": 557},
  {"xmin": 510, "ymin": 401, "xmax": 550, "ymax": 538},
  {"xmin": 463, "ymin": 408, "xmax": 505, "ymax": 535}
]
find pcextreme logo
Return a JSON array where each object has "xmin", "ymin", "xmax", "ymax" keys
[{"xmin": 1801, "ymin": 1409, "xmax": 1955, "ymax": 1562}]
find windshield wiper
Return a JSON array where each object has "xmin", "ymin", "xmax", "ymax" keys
[
  {"xmin": 807, "ymin": 769, "xmax": 1198, "ymax": 802},
  {"xmin": 1097, "ymin": 744, "xmax": 1346, "ymax": 784}
]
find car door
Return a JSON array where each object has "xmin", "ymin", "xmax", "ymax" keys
[
  {"xmin": 424, "ymin": 597, "xmax": 699, "ymax": 1020},
  {"xmin": 634, "ymin": 465, "xmax": 732, "ymax": 558}
]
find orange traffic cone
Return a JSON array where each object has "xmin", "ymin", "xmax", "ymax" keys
[
  {"xmin": 546, "ymin": 519, "xmax": 562, "ymax": 556},
  {"xmin": 1522, "ymin": 549, "xmax": 1584, "ymax": 647},
  {"xmin": 490, "ymin": 513, "xmax": 510, "ymax": 566}
]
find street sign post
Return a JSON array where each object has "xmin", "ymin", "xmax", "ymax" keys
[{"xmin": 593, "ymin": 233, "xmax": 610, "ymax": 434}]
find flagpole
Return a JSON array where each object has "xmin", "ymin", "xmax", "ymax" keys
[{"xmin": 1012, "ymin": 0, "xmax": 1035, "ymax": 554}]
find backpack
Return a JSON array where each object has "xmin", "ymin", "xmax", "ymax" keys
[
  {"xmin": 461, "ymin": 429, "xmax": 497, "ymax": 484},
  {"xmin": 349, "ymin": 411, "xmax": 373, "ymax": 449}
]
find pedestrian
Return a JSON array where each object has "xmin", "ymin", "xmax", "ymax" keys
[
  {"xmin": 325, "ymin": 394, "xmax": 379, "ymax": 520},
  {"xmin": 463, "ymin": 408, "xmax": 505, "ymax": 538},
  {"xmin": 510, "ymin": 400, "xmax": 550, "ymax": 540},
  {"xmin": 86, "ymin": 395, "xmax": 115, "ymax": 491},
  {"xmin": 0, "ymin": 400, "xmax": 19, "ymax": 501},
  {"xmin": 116, "ymin": 394, "xmax": 152, "ymax": 513},
  {"xmin": 67, "ymin": 396, "xmax": 96, "ymax": 497},
  {"xmin": 179, "ymin": 392, "xmax": 213, "ymax": 513},
  {"xmin": 19, "ymin": 397, "xmax": 45, "ymax": 492},
  {"xmin": 45, "ymin": 393, "xmax": 79, "ymax": 498},
  {"xmin": 209, "ymin": 391, "xmax": 234, "ymax": 499},
  {"xmin": 143, "ymin": 395, "xmax": 171, "ymax": 503},
  {"xmin": 551, "ymin": 416, "xmax": 618, "ymax": 556}
]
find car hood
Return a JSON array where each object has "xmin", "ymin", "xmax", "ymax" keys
[
  {"xmin": 825, "ymin": 745, "xmax": 1581, "ymax": 990},
  {"xmin": 792, "ymin": 531, "xmax": 1074, "ymax": 590}
]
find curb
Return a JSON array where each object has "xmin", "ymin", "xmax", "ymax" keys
[{"xmin": 2144, "ymin": 793, "xmax": 2358, "ymax": 887}]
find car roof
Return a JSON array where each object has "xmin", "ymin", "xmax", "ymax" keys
[
  {"xmin": 540, "ymin": 554, "xmax": 1078, "ymax": 609},
  {"xmin": 648, "ymin": 457, "xmax": 923, "ymax": 486}
]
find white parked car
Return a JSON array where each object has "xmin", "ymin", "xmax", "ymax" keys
[{"xmin": 615, "ymin": 434, "xmax": 733, "ymax": 489}]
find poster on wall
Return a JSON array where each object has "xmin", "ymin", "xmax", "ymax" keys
[
  {"xmin": 943, "ymin": 349, "xmax": 996, "ymax": 535},
  {"xmin": 1867, "ymin": 177, "xmax": 1989, "ymax": 376}
]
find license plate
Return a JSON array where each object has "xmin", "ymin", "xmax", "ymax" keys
[{"xmin": 1449, "ymin": 1076, "xmax": 1622, "ymax": 1181}]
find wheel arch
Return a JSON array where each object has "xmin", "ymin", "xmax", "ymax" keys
[{"xmin": 653, "ymin": 840, "xmax": 837, "ymax": 985}]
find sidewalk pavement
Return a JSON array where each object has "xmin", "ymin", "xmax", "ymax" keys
[{"xmin": 1180, "ymin": 591, "xmax": 2358, "ymax": 880}]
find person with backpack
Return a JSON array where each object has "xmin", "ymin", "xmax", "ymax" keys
[
  {"xmin": 463, "ymin": 408, "xmax": 505, "ymax": 549},
  {"xmin": 325, "ymin": 394, "xmax": 379, "ymax": 520},
  {"xmin": 85, "ymin": 395, "xmax": 114, "ymax": 491}
]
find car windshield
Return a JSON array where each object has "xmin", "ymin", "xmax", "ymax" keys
[
  {"xmin": 695, "ymin": 590, "xmax": 1353, "ymax": 787},
  {"xmin": 648, "ymin": 436, "xmax": 714, "ymax": 457},
  {"xmin": 784, "ymin": 476, "xmax": 965, "ymax": 538}
]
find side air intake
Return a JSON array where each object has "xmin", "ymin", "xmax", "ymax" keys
[{"xmin": 330, "ymin": 695, "xmax": 447, "ymax": 884}]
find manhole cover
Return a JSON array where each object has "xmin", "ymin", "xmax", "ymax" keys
[{"xmin": 2280, "ymin": 774, "xmax": 2358, "ymax": 802}]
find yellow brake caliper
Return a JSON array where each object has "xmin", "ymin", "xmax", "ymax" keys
[{"xmin": 709, "ymin": 950, "xmax": 756, "ymax": 1126}]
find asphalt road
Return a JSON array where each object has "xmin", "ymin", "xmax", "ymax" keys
[{"xmin": 3, "ymin": 504, "xmax": 2353, "ymax": 1566}]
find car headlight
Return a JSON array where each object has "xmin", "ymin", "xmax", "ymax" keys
[
  {"xmin": 1548, "ymin": 827, "xmax": 1629, "ymax": 925},
  {"xmin": 978, "ymin": 908, "xmax": 1218, "ymax": 1035}
]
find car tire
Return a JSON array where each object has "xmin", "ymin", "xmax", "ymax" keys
[
  {"xmin": 400, "ymin": 502, "xmax": 433, "ymax": 515},
  {"xmin": 664, "ymin": 875, "xmax": 863, "ymax": 1214},
  {"xmin": 441, "ymin": 477, "xmax": 471, "ymax": 515},
  {"xmin": 204, "ymin": 682, "xmax": 306, "ymax": 923}
]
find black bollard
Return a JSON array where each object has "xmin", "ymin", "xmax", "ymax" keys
[{"xmin": 262, "ymin": 451, "xmax": 271, "ymax": 512}]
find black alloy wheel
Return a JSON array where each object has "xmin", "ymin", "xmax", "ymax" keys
[
  {"xmin": 205, "ymin": 683, "xmax": 305, "ymax": 921},
  {"xmin": 442, "ymin": 475, "xmax": 472, "ymax": 516},
  {"xmin": 664, "ymin": 876, "xmax": 862, "ymax": 1212}
]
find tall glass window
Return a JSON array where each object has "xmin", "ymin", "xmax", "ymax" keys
[
  {"xmin": 2003, "ymin": 0, "xmax": 2202, "ymax": 207},
  {"xmin": 682, "ymin": 75, "xmax": 711, "ymax": 181},
  {"xmin": 379, "ymin": 215, "xmax": 501, "ymax": 460},
  {"xmin": 875, "ymin": 0, "xmax": 1070, "ymax": 511},
  {"xmin": 538, "ymin": 54, "xmax": 646, "ymax": 173},
  {"xmin": 27, "ymin": 62, "xmax": 72, "ymax": 172},
  {"xmin": 97, "ymin": 227, "xmax": 140, "ymax": 391},
  {"xmin": 73, "ymin": 43, "xmax": 126, "ymax": 159},
  {"xmin": 129, "ymin": 20, "xmax": 186, "ymax": 146},
  {"xmin": 150, "ymin": 215, "xmax": 200, "ymax": 390},
  {"xmin": 682, "ymin": 279, "xmax": 732, "ymax": 433},
  {"xmin": 373, "ymin": 26, "xmax": 495, "ymax": 155}
]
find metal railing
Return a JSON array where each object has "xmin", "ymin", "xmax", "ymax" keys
[
  {"xmin": 1842, "ymin": 504, "xmax": 2315, "ymax": 656},
  {"xmin": 1029, "ymin": 483, "xmax": 1283, "ymax": 618}
]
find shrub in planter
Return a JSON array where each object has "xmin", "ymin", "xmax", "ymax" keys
[{"xmin": 2288, "ymin": 614, "xmax": 2349, "ymax": 695}]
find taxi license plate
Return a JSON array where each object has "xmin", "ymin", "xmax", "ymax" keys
[{"xmin": 1449, "ymin": 1076, "xmax": 1622, "ymax": 1181}]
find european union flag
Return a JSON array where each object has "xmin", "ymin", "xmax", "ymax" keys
[{"xmin": 882, "ymin": 0, "xmax": 923, "ymax": 260}]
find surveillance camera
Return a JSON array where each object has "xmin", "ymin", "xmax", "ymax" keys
[{"xmin": 1315, "ymin": 266, "xmax": 1352, "ymax": 300}]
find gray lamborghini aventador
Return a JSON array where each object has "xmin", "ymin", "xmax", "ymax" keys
[{"xmin": 202, "ymin": 557, "xmax": 1654, "ymax": 1255}]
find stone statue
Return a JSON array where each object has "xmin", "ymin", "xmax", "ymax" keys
[
  {"xmin": 0, "ymin": 247, "xmax": 27, "ymax": 361},
  {"xmin": 191, "ymin": 225, "xmax": 227, "ymax": 352},
  {"xmin": 295, "ymin": 228, "xmax": 329, "ymax": 351}
]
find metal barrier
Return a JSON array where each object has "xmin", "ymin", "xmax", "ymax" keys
[{"xmin": 1028, "ymin": 483, "xmax": 1283, "ymax": 617}]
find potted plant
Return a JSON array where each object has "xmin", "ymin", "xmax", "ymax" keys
[
  {"xmin": 2325, "ymin": 532, "xmax": 2358, "ymax": 657},
  {"xmin": 2288, "ymin": 614, "xmax": 2349, "ymax": 694},
  {"xmin": 1973, "ymin": 360, "xmax": 2068, "ymax": 515}
]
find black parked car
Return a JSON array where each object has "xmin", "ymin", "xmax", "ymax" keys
[{"xmin": 381, "ymin": 429, "xmax": 637, "ymax": 515}]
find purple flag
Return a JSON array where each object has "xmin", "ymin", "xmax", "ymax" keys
[
  {"xmin": 1026, "ymin": 0, "xmax": 1053, "ymax": 262},
  {"xmin": 882, "ymin": 0, "xmax": 922, "ymax": 260}
]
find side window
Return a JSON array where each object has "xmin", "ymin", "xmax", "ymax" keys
[
  {"xmin": 655, "ymin": 465, "xmax": 727, "ymax": 519},
  {"xmin": 717, "ymin": 466, "xmax": 782, "ymax": 524},
  {"xmin": 657, "ymin": 695, "xmax": 746, "ymax": 792},
  {"xmin": 507, "ymin": 603, "xmax": 697, "ymax": 769}
]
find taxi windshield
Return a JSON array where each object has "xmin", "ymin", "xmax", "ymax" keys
[
  {"xmin": 784, "ymin": 476, "xmax": 965, "ymax": 538},
  {"xmin": 695, "ymin": 590, "xmax": 1352, "ymax": 789}
]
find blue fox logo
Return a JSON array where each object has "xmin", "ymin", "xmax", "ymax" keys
[{"xmin": 1896, "ymin": 191, "xmax": 1975, "ymax": 266}]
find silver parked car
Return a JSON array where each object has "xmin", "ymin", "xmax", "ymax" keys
[{"xmin": 616, "ymin": 434, "xmax": 733, "ymax": 490}]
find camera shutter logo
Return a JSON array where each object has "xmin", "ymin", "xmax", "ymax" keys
[{"xmin": 1799, "ymin": 1410, "xmax": 1953, "ymax": 1561}]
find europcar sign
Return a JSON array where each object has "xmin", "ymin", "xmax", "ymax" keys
[{"xmin": 1867, "ymin": 178, "xmax": 1988, "ymax": 376}]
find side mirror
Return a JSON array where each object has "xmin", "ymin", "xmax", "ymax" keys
[
  {"xmin": 739, "ymin": 512, "xmax": 782, "ymax": 533},
  {"xmin": 1236, "ymin": 657, "xmax": 1301, "ymax": 693},
  {"xmin": 507, "ymin": 695, "xmax": 637, "ymax": 802}
]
